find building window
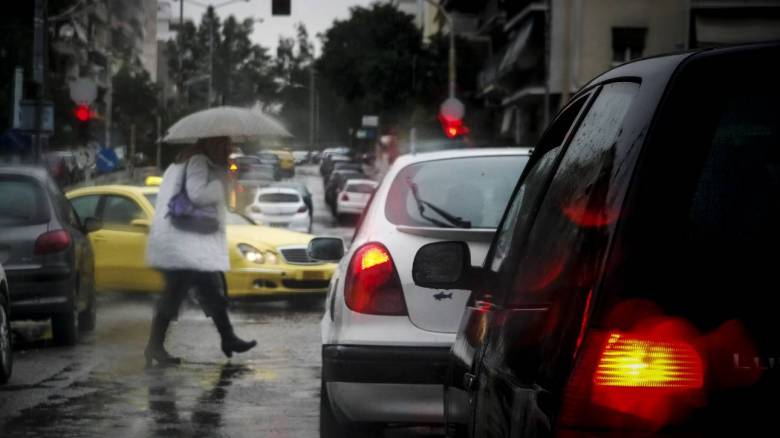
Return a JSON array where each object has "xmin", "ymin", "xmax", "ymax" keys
[{"xmin": 612, "ymin": 27, "xmax": 647, "ymax": 66}]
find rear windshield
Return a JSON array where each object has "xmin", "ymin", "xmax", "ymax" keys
[
  {"xmin": 0, "ymin": 176, "xmax": 50, "ymax": 225},
  {"xmin": 346, "ymin": 183, "xmax": 375, "ymax": 194},
  {"xmin": 386, "ymin": 155, "xmax": 529, "ymax": 228},
  {"xmin": 258, "ymin": 193, "xmax": 299, "ymax": 203}
]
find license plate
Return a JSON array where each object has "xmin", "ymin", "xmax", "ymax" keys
[
  {"xmin": 303, "ymin": 271, "xmax": 324, "ymax": 280},
  {"xmin": 270, "ymin": 223, "xmax": 288, "ymax": 228}
]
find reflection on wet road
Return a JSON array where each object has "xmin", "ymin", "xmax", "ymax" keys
[{"xmin": 0, "ymin": 166, "xmax": 441, "ymax": 437}]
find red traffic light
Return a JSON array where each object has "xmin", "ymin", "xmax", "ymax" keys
[
  {"xmin": 438, "ymin": 114, "xmax": 469, "ymax": 139},
  {"xmin": 74, "ymin": 104, "xmax": 91, "ymax": 122}
]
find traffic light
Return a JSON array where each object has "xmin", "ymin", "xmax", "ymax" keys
[
  {"xmin": 438, "ymin": 97, "xmax": 469, "ymax": 138},
  {"xmin": 272, "ymin": 0, "xmax": 291, "ymax": 15},
  {"xmin": 438, "ymin": 114, "xmax": 469, "ymax": 139},
  {"xmin": 74, "ymin": 104, "xmax": 91, "ymax": 122}
]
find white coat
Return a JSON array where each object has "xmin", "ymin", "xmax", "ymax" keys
[{"xmin": 146, "ymin": 154, "xmax": 230, "ymax": 272}]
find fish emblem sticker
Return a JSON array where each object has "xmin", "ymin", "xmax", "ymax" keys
[{"xmin": 434, "ymin": 291, "xmax": 453, "ymax": 301}]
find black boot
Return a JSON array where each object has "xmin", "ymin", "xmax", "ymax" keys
[
  {"xmin": 145, "ymin": 314, "xmax": 182, "ymax": 368},
  {"xmin": 212, "ymin": 310, "xmax": 256, "ymax": 358}
]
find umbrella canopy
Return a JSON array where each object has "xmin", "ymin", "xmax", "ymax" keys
[{"xmin": 163, "ymin": 106, "xmax": 292, "ymax": 144}]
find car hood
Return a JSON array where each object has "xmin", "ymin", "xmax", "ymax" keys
[{"xmin": 226, "ymin": 224, "xmax": 312, "ymax": 250}]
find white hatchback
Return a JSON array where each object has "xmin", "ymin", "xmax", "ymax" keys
[
  {"xmin": 245, "ymin": 187, "xmax": 311, "ymax": 233},
  {"xmin": 317, "ymin": 148, "xmax": 531, "ymax": 436},
  {"xmin": 335, "ymin": 178, "xmax": 377, "ymax": 220}
]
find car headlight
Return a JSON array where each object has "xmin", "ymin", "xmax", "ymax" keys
[
  {"xmin": 264, "ymin": 252, "xmax": 279, "ymax": 265},
  {"xmin": 238, "ymin": 243, "xmax": 265, "ymax": 264}
]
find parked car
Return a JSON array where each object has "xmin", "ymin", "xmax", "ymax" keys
[
  {"xmin": 325, "ymin": 170, "xmax": 367, "ymax": 210},
  {"xmin": 312, "ymin": 148, "xmax": 531, "ymax": 436},
  {"xmin": 271, "ymin": 181, "xmax": 313, "ymax": 219},
  {"xmin": 320, "ymin": 153, "xmax": 351, "ymax": 178},
  {"xmin": 268, "ymin": 150, "xmax": 295, "ymax": 177},
  {"xmin": 0, "ymin": 166, "xmax": 100, "ymax": 346},
  {"xmin": 66, "ymin": 185, "xmax": 335, "ymax": 303},
  {"xmin": 0, "ymin": 263, "xmax": 12, "ymax": 384},
  {"xmin": 325, "ymin": 161, "xmax": 364, "ymax": 185},
  {"xmin": 410, "ymin": 42, "xmax": 780, "ymax": 437},
  {"xmin": 246, "ymin": 187, "xmax": 312, "ymax": 233},
  {"xmin": 311, "ymin": 151, "xmax": 322, "ymax": 164},
  {"xmin": 335, "ymin": 179, "xmax": 377, "ymax": 222}
]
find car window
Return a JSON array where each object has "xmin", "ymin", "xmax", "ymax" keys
[
  {"xmin": 258, "ymin": 193, "xmax": 299, "ymax": 203},
  {"xmin": 346, "ymin": 183, "xmax": 375, "ymax": 194},
  {"xmin": 486, "ymin": 95, "xmax": 591, "ymax": 274},
  {"xmin": 0, "ymin": 176, "xmax": 50, "ymax": 225},
  {"xmin": 385, "ymin": 155, "xmax": 529, "ymax": 229},
  {"xmin": 102, "ymin": 195, "xmax": 145, "ymax": 230},
  {"xmin": 71, "ymin": 195, "xmax": 101, "ymax": 221},
  {"xmin": 506, "ymin": 82, "xmax": 639, "ymax": 307}
]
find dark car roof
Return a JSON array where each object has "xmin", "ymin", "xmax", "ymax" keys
[{"xmin": 0, "ymin": 165, "xmax": 50, "ymax": 181}]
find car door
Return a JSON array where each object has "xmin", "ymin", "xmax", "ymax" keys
[
  {"xmin": 471, "ymin": 82, "xmax": 644, "ymax": 438},
  {"xmin": 90, "ymin": 194, "xmax": 159, "ymax": 292},
  {"xmin": 445, "ymin": 93, "xmax": 594, "ymax": 435}
]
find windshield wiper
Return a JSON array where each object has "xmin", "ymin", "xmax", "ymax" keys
[{"xmin": 406, "ymin": 178, "xmax": 471, "ymax": 229}]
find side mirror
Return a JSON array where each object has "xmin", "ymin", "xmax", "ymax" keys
[
  {"xmin": 83, "ymin": 217, "xmax": 103, "ymax": 234},
  {"xmin": 412, "ymin": 241, "xmax": 472, "ymax": 289},
  {"xmin": 308, "ymin": 237, "xmax": 345, "ymax": 262},
  {"xmin": 131, "ymin": 218, "xmax": 151, "ymax": 232}
]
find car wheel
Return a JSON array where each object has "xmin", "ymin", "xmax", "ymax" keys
[
  {"xmin": 0, "ymin": 299, "xmax": 13, "ymax": 384},
  {"xmin": 52, "ymin": 302, "xmax": 79, "ymax": 346},
  {"xmin": 78, "ymin": 292, "xmax": 97, "ymax": 332}
]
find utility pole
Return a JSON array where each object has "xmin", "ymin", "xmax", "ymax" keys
[
  {"xmin": 309, "ymin": 66, "xmax": 315, "ymax": 153},
  {"xmin": 32, "ymin": 0, "xmax": 47, "ymax": 162},
  {"xmin": 105, "ymin": 0, "xmax": 114, "ymax": 150},
  {"xmin": 178, "ymin": 0, "xmax": 184, "ymax": 106},
  {"xmin": 208, "ymin": 13, "xmax": 214, "ymax": 107},
  {"xmin": 543, "ymin": 0, "xmax": 552, "ymax": 128}
]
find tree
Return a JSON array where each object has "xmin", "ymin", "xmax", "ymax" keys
[
  {"xmin": 273, "ymin": 23, "xmax": 315, "ymax": 142},
  {"xmin": 111, "ymin": 62, "xmax": 160, "ymax": 159}
]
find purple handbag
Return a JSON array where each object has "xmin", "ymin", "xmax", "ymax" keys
[{"xmin": 166, "ymin": 159, "xmax": 220, "ymax": 234}]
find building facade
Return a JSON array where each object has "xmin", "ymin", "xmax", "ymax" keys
[{"xmin": 444, "ymin": 0, "xmax": 780, "ymax": 146}]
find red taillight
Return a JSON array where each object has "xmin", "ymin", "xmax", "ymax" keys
[
  {"xmin": 341, "ymin": 192, "xmax": 350, "ymax": 201},
  {"xmin": 344, "ymin": 242, "xmax": 407, "ymax": 315},
  {"xmin": 560, "ymin": 330, "xmax": 705, "ymax": 431},
  {"xmin": 34, "ymin": 230, "xmax": 71, "ymax": 255},
  {"xmin": 297, "ymin": 205, "xmax": 307, "ymax": 213}
]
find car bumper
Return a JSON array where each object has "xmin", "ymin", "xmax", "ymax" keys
[
  {"xmin": 336, "ymin": 201, "xmax": 367, "ymax": 215},
  {"xmin": 4, "ymin": 265, "xmax": 74, "ymax": 319},
  {"xmin": 322, "ymin": 345, "xmax": 450, "ymax": 423},
  {"xmin": 226, "ymin": 265, "xmax": 334, "ymax": 299}
]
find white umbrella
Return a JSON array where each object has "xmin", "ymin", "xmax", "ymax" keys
[{"xmin": 163, "ymin": 106, "xmax": 293, "ymax": 144}]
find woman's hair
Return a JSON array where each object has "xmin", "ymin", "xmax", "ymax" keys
[{"xmin": 175, "ymin": 136, "xmax": 231, "ymax": 164}]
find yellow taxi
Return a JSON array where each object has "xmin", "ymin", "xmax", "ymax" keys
[
  {"xmin": 269, "ymin": 150, "xmax": 295, "ymax": 177},
  {"xmin": 66, "ymin": 185, "xmax": 336, "ymax": 302}
]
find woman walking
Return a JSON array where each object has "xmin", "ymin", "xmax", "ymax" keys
[{"xmin": 144, "ymin": 136, "xmax": 256, "ymax": 366}]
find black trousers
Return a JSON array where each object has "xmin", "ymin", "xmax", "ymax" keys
[{"xmin": 156, "ymin": 270, "xmax": 229, "ymax": 320}]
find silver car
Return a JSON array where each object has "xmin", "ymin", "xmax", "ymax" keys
[
  {"xmin": 317, "ymin": 148, "xmax": 531, "ymax": 436},
  {"xmin": 0, "ymin": 166, "xmax": 100, "ymax": 346}
]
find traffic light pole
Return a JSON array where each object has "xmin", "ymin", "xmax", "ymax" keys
[
  {"xmin": 424, "ymin": 0, "xmax": 456, "ymax": 98},
  {"xmin": 32, "ymin": 0, "xmax": 47, "ymax": 162}
]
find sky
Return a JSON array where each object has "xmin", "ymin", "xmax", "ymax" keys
[{"xmin": 171, "ymin": 0, "xmax": 376, "ymax": 56}]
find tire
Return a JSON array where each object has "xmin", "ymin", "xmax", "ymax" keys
[
  {"xmin": 78, "ymin": 292, "xmax": 97, "ymax": 332},
  {"xmin": 52, "ymin": 303, "xmax": 79, "ymax": 346},
  {"xmin": 0, "ymin": 299, "xmax": 13, "ymax": 385}
]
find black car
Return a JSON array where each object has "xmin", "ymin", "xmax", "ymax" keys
[
  {"xmin": 319, "ymin": 153, "xmax": 351, "ymax": 178},
  {"xmin": 413, "ymin": 43, "xmax": 780, "ymax": 436},
  {"xmin": 0, "ymin": 263, "xmax": 11, "ymax": 384},
  {"xmin": 324, "ymin": 162, "xmax": 364, "ymax": 185},
  {"xmin": 324, "ymin": 170, "xmax": 366, "ymax": 210},
  {"xmin": 0, "ymin": 166, "xmax": 100, "ymax": 346}
]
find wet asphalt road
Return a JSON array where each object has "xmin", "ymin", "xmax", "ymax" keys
[{"xmin": 0, "ymin": 166, "xmax": 443, "ymax": 438}]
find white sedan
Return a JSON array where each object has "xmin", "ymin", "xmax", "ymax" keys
[
  {"xmin": 335, "ymin": 178, "xmax": 377, "ymax": 221},
  {"xmin": 315, "ymin": 148, "xmax": 532, "ymax": 436},
  {"xmin": 245, "ymin": 187, "xmax": 312, "ymax": 233}
]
